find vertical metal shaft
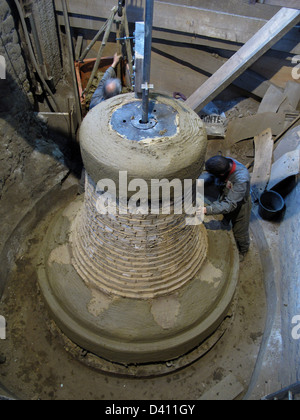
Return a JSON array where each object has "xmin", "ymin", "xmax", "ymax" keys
[{"xmin": 141, "ymin": 0, "xmax": 154, "ymax": 123}]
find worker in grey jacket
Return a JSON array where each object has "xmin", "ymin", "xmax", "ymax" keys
[
  {"xmin": 203, "ymin": 155, "xmax": 252, "ymax": 259},
  {"xmin": 89, "ymin": 53, "xmax": 122, "ymax": 109},
  {"xmin": 79, "ymin": 53, "xmax": 122, "ymax": 193}
]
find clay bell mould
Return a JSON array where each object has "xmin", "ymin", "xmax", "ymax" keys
[
  {"xmin": 38, "ymin": 93, "xmax": 239, "ymax": 366},
  {"xmin": 72, "ymin": 93, "xmax": 208, "ymax": 299}
]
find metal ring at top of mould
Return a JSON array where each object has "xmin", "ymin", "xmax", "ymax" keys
[{"xmin": 110, "ymin": 100, "xmax": 178, "ymax": 141}]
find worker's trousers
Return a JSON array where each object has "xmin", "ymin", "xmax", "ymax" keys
[{"xmin": 223, "ymin": 196, "xmax": 252, "ymax": 254}]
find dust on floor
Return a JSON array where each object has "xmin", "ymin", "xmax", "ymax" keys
[{"xmin": 0, "ymin": 209, "xmax": 266, "ymax": 400}]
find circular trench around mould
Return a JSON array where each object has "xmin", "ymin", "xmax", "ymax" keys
[
  {"xmin": 40, "ymin": 92, "xmax": 241, "ymax": 370},
  {"xmin": 0, "ymin": 178, "xmax": 267, "ymax": 400},
  {"xmin": 36, "ymin": 193, "xmax": 239, "ymax": 370}
]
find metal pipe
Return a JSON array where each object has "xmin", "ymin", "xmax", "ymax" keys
[{"xmin": 141, "ymin": 0, "xmax": 154, "ymax": 124}]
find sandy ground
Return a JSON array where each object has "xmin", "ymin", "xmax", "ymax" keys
[
  {"xmin": 0, "ymin": 196, "xmax": 266, "ymax": 400},
  {"xmin": 0, "ymin": 95, "xmax": 269, "ymax": 400}
]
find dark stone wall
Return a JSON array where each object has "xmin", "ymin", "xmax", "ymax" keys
[
  {"xmin": 31, "ymin": 0, "xmax": 62, "ymax": 86},
  {"xmin": 0, "ymin": 0, "xmax": 68, "ymax": 296}
]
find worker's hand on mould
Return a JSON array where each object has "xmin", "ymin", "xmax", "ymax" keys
[{"xmin": 112, "ymin": 53, "xmax": 122, "ymax": 69}]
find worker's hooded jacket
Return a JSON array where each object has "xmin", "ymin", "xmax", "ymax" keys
[
  {"xmin": 89, "ymin": 67, "xmax": 116, "ymax": 110},
  {"xmin": 205, "ymin": 159, "xmax": 251, "ymax": 216}
]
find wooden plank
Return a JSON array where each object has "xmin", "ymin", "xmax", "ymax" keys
[
  {"xmin": 249, "ymin": 51, "xmax": 299, "ymax": 89},
  {"xmin": 152, "ymin": 43, "xmax": 271, "ymax": 99},
  {"xmin": 267, "ymin": 149, "xmax": 300, "ymax": 190},
  {"xmin": 225, "ymin": 113, "xmax": 286, "ymax": 148},
  {"xmin": 55, "ymin": 0, "xmax": 264, "ymax": 43},
  {"xmin": 54, "ymin": 0, "xmax": 300, "ymax": 55},
  {"xmin": 277, "ymin": 81, "xmax": 300, "ymax": 114},
  {"xmin": 54, "ymin": 0, "xmax": 282, "ymax": 23},
  {"xmin": 55, "ymin": 0, "xmax": 280, "ymax": 22},
  {"xmin": 185, "ymin": 8, "xmax": 300, "ymax": 113},
  {"xmin": 152, "ymin": 30, "xmax": 243, "ymax": 53},
  {"xmin": 274, "ymin": 126, "xmax": 300, "ymax": 161},
  {"xmin": 257, "ymin": 84, "xmax": 286, "ymax": 114},
  {"xmin": 152, "ymin": 2, "xmax": 265, "ymax": 46},
  {"xmin": 153, "ymin": 27, "xmax": 300, "ymax": 56},
  {"xmin": 199, "ymin": 374, "xmax": 244, "ymax": 401},
  {"xmin": 156, "ymin": 0, "xmax": 282, "ymax": 20},
  {"xmin": 285, "ymin": 82, "xmax": 300, "ymax": 110},
  {"xmin": 251, "ymin": 128, "xmax": 274, "ymax": 198},
  {"xmin": 245, "ymin": 115, "xmax": 300, "ymax": 169},
  {"xmin": 264, "ymin": 0, "xmax": 300, "ymax": 9},
  {"xmin": 150, "ymin": 51, "xmax": 208, "ymax": 97},
  {"xmin": 57, "ymin": 13, "xmax": 300, "ymax": 55}
]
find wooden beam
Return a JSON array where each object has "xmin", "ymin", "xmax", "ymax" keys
[
  {"xmin": 251, "ymin": 128, "xmax": 274, "ymax": 200},
  {"xmin": 54, "ymin": 0, "xmax": 300, "ymax": 55},
  {"xmin": 150, "ymin": 51, "xmax": 209, "ymax": 97},
  {"xmin": 225, "ymin": 112, "xmax": 286, "ymax": 148},
  {"xmin": 152, "ymin": 2, "xmax": 265, "ymax": 45},
  {"xmin": 54, "ymin": 0, "xmax": 283, "ymax": 22},
  {"xmin": 152, "ymin": 43, "xmax": 272, "ymax": 99},
  {"xmin": 160, "ymin": 0, "xmax": 282, "ymax": 19},
  {"xmin": 257, "ymin": 85, "xmax": 286, "ymax": 114},
  {"xmin": 185, "ymin": 8, "xmax": 300, "ymax": 113},
  {"xmin": 152, "ymin": 26, "xmax": 300, "ymax": 55},
  {"xmin": 267, "ymin": 149, "xmax": 300, "ymax": 191},
  {"xmin": 56, "ymin": 0, "xmax": 266, "ymax": 42},
  {"xmin": 264, "ymin": 0, "xmax": 300, "ymax": 9},
  {"xmin": 199, "ymin": 373, "xmax": 244, "ymax": 401}
]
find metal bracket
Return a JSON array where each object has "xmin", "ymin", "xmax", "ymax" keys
[
  {"xmin": 141, "ymin": 82, "xmax": 154, "ymax": 91},
  {"xmin": 133, "ymin": 22, "xmax": 145, "ymax": 95},
  {"xmin": 116, "ymin": 36, "xmax": 134, "ymax": 41}
]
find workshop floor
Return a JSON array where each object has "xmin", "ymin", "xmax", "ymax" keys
[
  {"xmin": 0, "ymin": 106, "xmax": 296, "ymax": 400},
  {"xmin": 0, "ymin": 35, "xmax": 298, "ymax": 397},
  {"xmin": 0, "ymin": 198, "xmax": 266, "ymax": 400},
  {"xmin": 0, "ymin": 142, "xmax": 298, "ymax": 400}
]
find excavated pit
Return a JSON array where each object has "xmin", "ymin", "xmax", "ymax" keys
[
  {"xmin": 5, "ymin": 0, "xmax": 297, "ymax": 398},
  {"xmin": 0, "ymin": 167, "xmax": 266, "ymax": 397},
  {"xmin": 36, "ymin": 93, "xmax": 239, "ymax": 369}
]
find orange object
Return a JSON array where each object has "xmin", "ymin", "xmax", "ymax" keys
[
  {"xmin": 75, "ymin": 57, "xmax": 114, "ymax": 105},
  {"xmin": 75, "ymin": 57, "xmax": 130, "ymax": 116}
]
